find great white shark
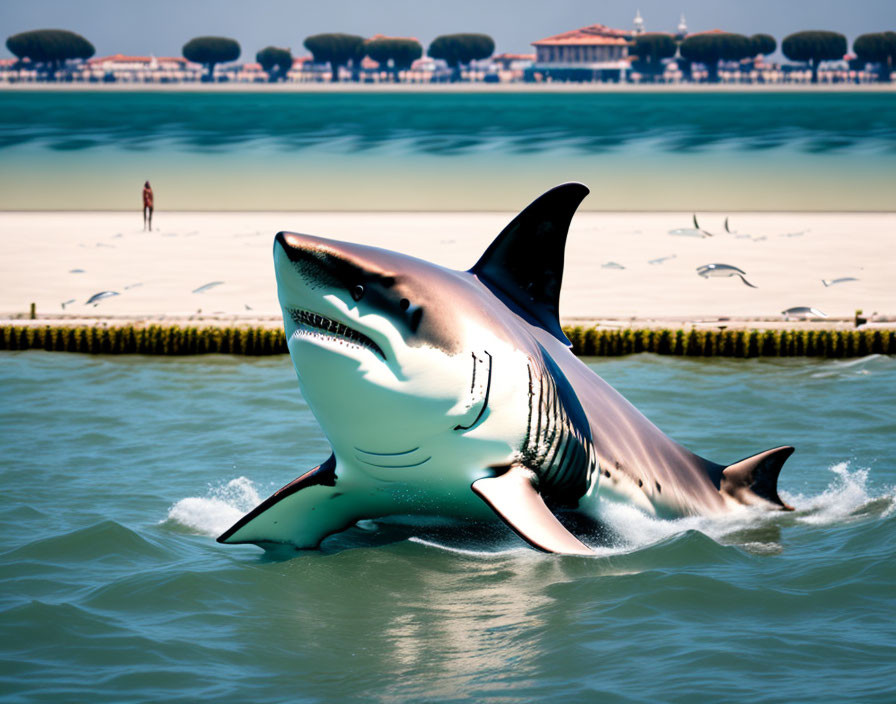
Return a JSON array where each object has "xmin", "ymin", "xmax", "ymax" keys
[{"xmin": 218, "ymin": 183, "xmax": 794, "ymax": 556}]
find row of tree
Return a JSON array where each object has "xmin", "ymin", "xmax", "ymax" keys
[
  {"xmin": 255, "ymin": 33, "xmax": 495, "ymax": 82},
  {"xmin": 634, "ymin": 30, "xmax": 896, "ymax": 82},
  {"xmin": 5, "ymin": 28, "xmax": 896, "ymax": 83},
  {"xmin": 186, "ymin": 32, "xmax": 494, "ymax": 82},
  {"xmin": 2, "ymin": 28, "xmax": 493, "ymax": 82}
]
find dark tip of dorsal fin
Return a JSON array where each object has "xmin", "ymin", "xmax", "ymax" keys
[{"xmin": 470, "ymin": 183, "xmax": 589, "ymax": 346}]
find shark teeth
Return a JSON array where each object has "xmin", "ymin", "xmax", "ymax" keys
[{"xmin": 288, "ymin": 308, "xmax": 385, "ymax": 359}]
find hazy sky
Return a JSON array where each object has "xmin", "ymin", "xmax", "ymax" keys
[{"xmin": 1, "ymin": 0, "xmax": 893, "ymax": 59}]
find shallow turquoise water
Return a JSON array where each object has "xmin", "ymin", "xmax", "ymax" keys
[
  {"xmin": 0, "ymin": 91, "xmax": 894, "ymax": 210},
  {"xmin": 1, "ymin": 351, "xmax": 894, "ymax": 702}
]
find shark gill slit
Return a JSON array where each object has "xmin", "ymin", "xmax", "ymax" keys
[
  {"xmin": 470, "ymin": 352, "xmax": 477, "ymax": 393},
  {"xmin": 523, "ymin": 359, "xmax": 596, "ymax": 501},
  {"xmin": 521, "ymin": 364, "xmax": 534, "ymax": 452},
  {"xmin": 454, "ymin": 351, "xmax": 493, "ymax": 431}
]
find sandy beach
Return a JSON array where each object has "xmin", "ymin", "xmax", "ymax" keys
[{"xmin": 1, "ymin": 210, "xmax": 892, "ymax": 328}]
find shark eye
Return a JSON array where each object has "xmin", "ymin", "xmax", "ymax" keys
[
  {"xmin": 351, "ymin": 284, "xmax": 365, "ymax": 302},
  {"xmin": 399, "ymin": 298, "xmax": 410, "ymax": 311}
]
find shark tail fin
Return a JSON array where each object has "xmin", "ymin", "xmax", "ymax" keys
[{"xmin": 720, "ymin": 446, "xmax": 794, "ymax": 510}]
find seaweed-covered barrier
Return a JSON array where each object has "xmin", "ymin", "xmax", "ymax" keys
[
  {"xmin": 1, "ymin": 324, "xmax": 894, "ymax": 358},
  {"xmin": 0, "ymin": 324, "xmax": 286, "ymax": 356},
  {"xmin": 563, "ymin": 326, "xmax": 896, "ymax": 358}
]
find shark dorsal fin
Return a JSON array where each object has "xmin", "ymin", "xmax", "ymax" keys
[{"xmin": 470, "ymin": 183, "xmax": 589, "ymax": 346}]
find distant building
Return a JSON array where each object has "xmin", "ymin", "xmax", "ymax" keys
[
  {"xmin": 489, "ymin": 53, "xmax": 535, "ymax": 82},
  {"xmin": 409, "ymin": 56, "xmax": 449, "ymax": 79},
  {"xmin": 82, "ymin": 54, "xmax": 199, "ymax": 82},
  {"xmin": 531, "ymin": 23, "xmax": 634, "ymax": 81},
  {"xmin": 228, "ymin": 62, "xmax": 267, "ymax": 83},
  {"xmin": 87, "ymin": 54, "xmax": 190, "ymax": 70}
]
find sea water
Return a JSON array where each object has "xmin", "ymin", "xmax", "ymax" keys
[
  {"xmin": 0, "ymin": 91, "xmax": 894, "ymax": 211},
  {"xmin": 1, "ymin": 351, "xmax": 894, "ymax": 703}
]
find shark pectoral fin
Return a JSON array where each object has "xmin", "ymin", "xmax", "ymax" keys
[
  {"xmin": 471, "ymin": 466, "xmax": 593, "ymax": 556},
  {"xmin": 721, "ymin": 446, "xmax": 794, "ymax": 510},
  {"xmin": 217, "ymin": 455, "xmax": 352, "ymax": 549}
]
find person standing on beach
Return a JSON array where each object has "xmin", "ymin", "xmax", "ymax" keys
[{"xmin": 143, "ymin": 181, "xmax": 154, "ymax": 231}]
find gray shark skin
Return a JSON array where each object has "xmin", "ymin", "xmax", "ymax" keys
[{"xmin": 218, "ymin": 183, "xmax": 794, "ymax": 555}]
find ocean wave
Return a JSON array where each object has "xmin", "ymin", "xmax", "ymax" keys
[
  {"xmin": 1, "ymin": 519, "xmax": 169, "ymax": 564},
  {"xmin": 808, "ymin": 353, "xmax": 894, "ymax": 379}
]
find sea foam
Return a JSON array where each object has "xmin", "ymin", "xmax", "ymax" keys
[
  {"xmin": 165, "ymin": 476, "xmax": 261, "ymax": 536},
  {"xmin": 786, "ymin": 462, "xmax": 895, "ymax": 526},
  {"xmin": 595, "ymin": 461, "xmax": 893, "ymax": 554}
]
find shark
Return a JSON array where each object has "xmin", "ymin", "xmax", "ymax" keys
[{"xmin": 218, "ymin": 183, "xmax": 794, "ymax": 556}]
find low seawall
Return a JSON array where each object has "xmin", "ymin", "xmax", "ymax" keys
[{"xmin": 1, "ymin": 323, "xmax": 894, "ymax": 358}]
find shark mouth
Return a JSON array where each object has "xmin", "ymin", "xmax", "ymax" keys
[{"xmin": 288, "ymin": 308, "xmax": 386, "ymax": 359}]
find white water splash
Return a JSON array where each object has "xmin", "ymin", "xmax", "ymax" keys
[
  {"xmin": 165, "ymin": 476, "xmax": 262, "ymax": 536},
  {"xmin": 593, "ymin": 499, "xmax": 764, "ymax": 555},
  {"xmin": 786, "ymin": 462, "xmax": 894, "ymax": 526},
  {"xmin": 587, "ymin": 462, "xmax": 893, "ymax": 555}
]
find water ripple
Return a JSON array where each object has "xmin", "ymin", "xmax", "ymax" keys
[{"xmin": 2, "ymin": 92, "xmax": 895, "ymax": 156}]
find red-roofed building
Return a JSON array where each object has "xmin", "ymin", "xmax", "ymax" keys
[{"xmin": 531, "ymin": 23, "xmax": 634, "ymax": 80}]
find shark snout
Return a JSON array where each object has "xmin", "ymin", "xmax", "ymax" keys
[
  {"xmin": 273, "ymin": 230, "xmax": 349, "ymax": 293},
  {"xmin": 274, "ymin": 231, "xmax": 318, "ymax": 262}
]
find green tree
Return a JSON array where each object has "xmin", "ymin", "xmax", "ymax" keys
[
  {"xmin": 631, "ymin": 33, "xmax": 676, "ymax": 81},
  {"xmin": 750, "ymin": 34, "xmax": 777, "ymax": 57},
  {"xmin": 6, "ymin": 29, "xmax": 94, "ymax": 77},
  {"xmin": 182, "ymin": 36, "xmax": 241, "ymax": 82},
  {"xmin": 853, "ymin": 31, "xmax": 896, "ymax": 81},
  {"xmin": 680, "ymin": 32, "xmax": 753, "ymax": 81},
  {"xmin": 304, "ymin": 33, "xmax": 365, "ymax": 82},
  {"xmin": 364, "ymin": 37, "xmax": 423, "ymax": 80},
  {"xmin": 256, "ymin": 46, "xmax": 293, "ymax": 82},
  {"xmin": 782, "ymin": 30, "xmax": 847, "ymax": 83},
  {"xmin": 428, "ymin": 33, "xmax": 495, "ymax": 81}
]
